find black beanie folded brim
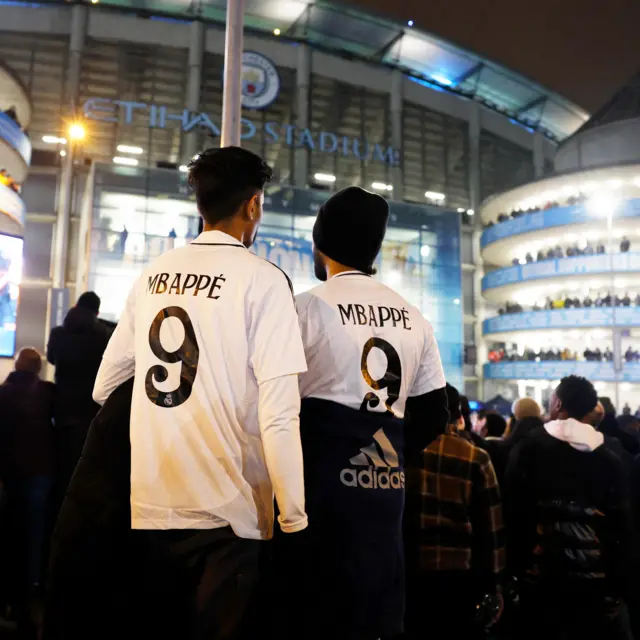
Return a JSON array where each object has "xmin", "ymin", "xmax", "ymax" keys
[{"xmin": 312, "ymin": 187, "xmax": 390, "ymax": 272}]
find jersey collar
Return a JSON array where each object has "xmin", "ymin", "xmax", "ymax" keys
[
  {"xmin": 332, "ymin": 270, "xmax": 370, "ymax": 279},
  {"xmin": 191, "ymin": 230, "xmax": 246, "ymax": 248}
]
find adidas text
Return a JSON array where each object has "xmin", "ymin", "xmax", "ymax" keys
[{"xmin": 340, "ymin": 466, "xmax": 405, "ymax": 489}]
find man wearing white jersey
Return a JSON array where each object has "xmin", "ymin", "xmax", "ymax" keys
[
  {"xmin": 93, "ymin": 147, "xmax": 308, "ymax": 639},
  {"xmin": 293, "ymin": 187, "xmax": 449, "ymax": 639}
]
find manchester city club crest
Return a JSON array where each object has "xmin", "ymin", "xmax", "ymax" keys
[{"xmin": 241, "ymin": 52, "xmax": 280, "ymax": 110}]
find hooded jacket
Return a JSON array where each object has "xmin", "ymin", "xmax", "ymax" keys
[
  {"xmin": 505, "ymin": 417, "xmax": 632, "ymax": 599},
  {"xmin": 47, "ymin": 306, "xmax": 110, "ymax": 428}
]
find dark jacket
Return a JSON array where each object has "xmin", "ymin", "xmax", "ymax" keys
[
  {"xmin": 0, "ymin": 371, "xmax": 54, "ymax": 480},
  {"xmin": 505, "ymin": 426, "xmax": 632, "ymax": 600},
  {"xmin": 46, "ymin": 306, "xmax": 110, "ymax": 428},
  {"xmin": 45, "ymin": 379, "xmax": 135, "ymax": 640}
]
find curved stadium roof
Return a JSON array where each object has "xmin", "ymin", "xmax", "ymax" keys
[{"xmin": 44, "ymin": 0, "xmax": 589, "ymax": 141}]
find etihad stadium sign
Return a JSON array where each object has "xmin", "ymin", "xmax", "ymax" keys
[{"xmin": 82, "ymin": 97, "xmax": 400, "ymax": 166}]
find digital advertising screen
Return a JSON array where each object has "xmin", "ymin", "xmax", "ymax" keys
[{"xmin": 0, "ymin": 234, "xmax": 23, "ymax": 357}]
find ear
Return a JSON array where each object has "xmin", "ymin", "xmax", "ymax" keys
[{"xmin": 245, "ymin": 194, "xmax": 260, "ymax": 221}]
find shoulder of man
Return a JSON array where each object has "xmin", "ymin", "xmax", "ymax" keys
[{"xmin": 247, "ymin": 252, "xmax": 295, "ymax": 298}]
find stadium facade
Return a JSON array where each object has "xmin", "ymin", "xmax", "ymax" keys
[{"xmin": 0, "ymin": 0, "xmax": 589, "ymax": 397}]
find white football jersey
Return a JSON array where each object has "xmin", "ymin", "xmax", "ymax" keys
[
  {"xmin": 296, "ymin": 271, "xmax": 445, "ymax": 419},
  {"xmin": 96, "ymin": 230, "xmax": 307, "ymax": 539}
]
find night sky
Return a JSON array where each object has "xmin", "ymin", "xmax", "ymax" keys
[{"xmin": 344, "ymin": 0, "xmax": 640, "ymax": 114}]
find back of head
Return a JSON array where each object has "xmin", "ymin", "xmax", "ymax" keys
[
  {"xmin": 15, "ymin": 347, "xmax": 42, "ymax": 375},
  {"xmin": 188, "ymin": 146, "xmax": 273, "ymax": 225},
  {"xmin": 445, "ymin": 383, "xmax": 462, "ymax": 423},
  {"xmin": 77, "ymin": 291, "xmax": 100, "ymax": 315},
  {"xmin": 512, "ymin": 397, "xmax": 541, "ymax": 421},
  {"xmin": 553, "ymin": 375, "xmax": 598, "ymax": 422},
  {"xmin": 485, "ymin": 413, "xmax": 507, "ymax": 439},
  {"xmin": 313, "ymin": 186, "xmax": 389, "ymax": 275}
]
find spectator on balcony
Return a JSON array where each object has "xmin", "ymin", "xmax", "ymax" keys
[
  {"xmin": 566, "ymin": 245, "xmax": 576, "ymax": 258},
  {"xmin": 498, "ymin": 213, "xmax": 508, "ymax": 223},
  {"xmin": 546, "ymin": 247, "xmax": 555, "ymax": 261},
  {"xmin": 525, "ymin": 252, "xmax": 534, "ymax": 264},
  {"xmin": 604, "ymin": 347, "xmax": 614, "ymax": 362},
  {"xmin": 594, "ymin": 347, "xmax": 603, "ymax": 362},
  {"xmin": 545, "ymin": 297, "xmax": 554, "ymax": 310},
  {"xmin": 584, "ymin": 293, "xmax": 594, "ymax": 308},
  {"xmin": 512, "ymin": 258, "xmax": 520, "ymax": 266},
  {"xmin": 635, "ymin": 293, "xmax": 640, "ymax": 307},
  {"xmin": 621, "ymin": 237, "xmax": 631, "ymax": 253},
  {"xmin": 536, "ymin": 250, "xmax": 545, "ymax": 262},
  {"xmin": 552, "ymin": 298, "xmax": 564, "ymax": 310},
  {"xmin": 596, "ymin": 242, "xmax": 606, "ymax": 255},
  {"xmin": 602, "ymin": 292, "xmax": 613, "ymax": 307},
  {"xmin": 572, "ymin": 296, "xmax": 581, "ymax": 308},
  {"xmin": 554, "ymin": 245, "xmax": 564, "ymax": 259},
  {"xmin": 622, "ymin": 293, "xmax": 632, "ymax": 307},
  {"xmin": 584, "ymin": 243, "xmax": 595, "ymax": 256},
  {"xmin": 4, "ymin": 106, "xmax": 18, "ymax": 126}
]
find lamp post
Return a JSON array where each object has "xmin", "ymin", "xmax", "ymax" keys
[
  {"xmin": 221, "ymin": 0, "xmax": 245, "ymax": 147},
  {"xmin": 47, "ymin": 121, "xmax": 85, "ymax": 351}
]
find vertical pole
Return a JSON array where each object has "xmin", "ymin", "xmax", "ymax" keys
[
  {"xmin": 294, "ymin": 43, "xmax": 311, "ymax": 188},
  {"xmin": 390, "ymin": 70, "xmax": 403, "ymax": 199},
  {"xmin": 468, "ymin": 102, "xmax": 483, "ymax": 397},
  {"xmin": 52, "ymin": 144, "xmax": 75, "ymax": 290},
  {"xmin": 533, "ymin": 131, "xmax": 545, "ymax": 178},
  {"xmin": 184, "ymin": 20, "xmax": 205, "ymax": 163},
  {"xmin": 468, "ymin": 102, "xmax": 481, "ymax": 213},
  {"xmin": 221, "ymin": 0, "xmax": 245, "ymax": 148},
  {"xmin": 66, "ymin": 4, "xmax": 88, "ymax": 110}
]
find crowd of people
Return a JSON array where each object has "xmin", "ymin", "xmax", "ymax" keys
[
  {"xmin": 0, "ymin": 170, "xmax": 20, "ymax": 195},
  {"xmin": 489, "ymin": 344, "xmax": 640, "ymax": 366},
  {"xmin": 509, "ymin": 236, "xmax": 631, "ymax": 267},
  {"xmin": 498, "ymin": 291, "xmax": 640, "ymax": 315},
  {"xmin": 0, "ymin": 293, "xmax": 112, "ymax": 635},
  {"xmin": 1, "ymin": 146, "xmax": 640, "ymax": 640}
]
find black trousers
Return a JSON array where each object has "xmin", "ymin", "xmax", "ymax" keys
[
  {"xmin": 136, "ymin": 527, "xmax": 270, "ymax": 640},
  {"xmin": 403, "ymin": 572, "xmax": 484, "ymax": 640}
]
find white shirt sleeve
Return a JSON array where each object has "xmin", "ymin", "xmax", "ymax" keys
[
  {"xmin": 258, "ymin": 373, "xmax": 308, "ymax": 534},
  {"xmin": 409, "ymin": 317, "xmax": 446, "ymax": 397},
  {"xmin": 93, "ymin": 280, "xmax": 138, "ymax": 405},
  {"xmin": 248, "ymin": 268, "xmax": 307, "ymax": 384}
]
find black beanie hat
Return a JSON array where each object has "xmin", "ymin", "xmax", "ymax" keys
[{"xmin": 313, "ymin": 187, "xmax": 389, "ymax": 273}]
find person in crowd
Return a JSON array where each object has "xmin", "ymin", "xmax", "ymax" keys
[
  {"xmin": 597, "ymin": 241, "xmax": 606, "ymax": 254},
  {"xmin": 4, "ymin": 106, "xmax": 18, "ymax": 125},
  {"xmin": 92, "ymin": 147, "xmax": 308, "ymax": 639},
  {"xmin": 598, "ymin": 397, "xmax": 640, "ymax": 458},
  {"xmin": 118, "ymin": 225, "xmax": 128, "ymax": 256},
  {"xmin": 622, "ymin": 292, "xmax": 631, "ymax": 307},
  {"xmin": 46, "ymin": 292, "xmax": 110, "ymax": 513},
  {"xmin": 525, "ymin": 252, "xmax": 534, "ymax": 263},
  {"xmin": 404, "ymin": 384, "xmax": 504, "ymax": 640},
  {"xmin": 536, "ymin": 249, "xmax": 545, "ymax": 262},
  {"xmin": 635, "ymin": 292, "xmax": 640, "ymax": 307},
  {"xmin": 293, "ymin": 186, "xmax": 448, "ymax": 639},
  {"xmin": 623, "ymin": 403, "xmax": 632, "ymax": 416},
  {"xmin": 584, "ymin": 243, "xmax": 595, "ymax": 256},
  {"xmin": 0, "ymin": 348, "xmax": 54, "ymax": 630},
  {"xmin": 584, "ymin": 292, "xmax": 593, "ymax": 307},
  {"xmin": 484, "ymin": 413, "xmax": 507, "ymax": 441},
  {"xmin": 621, "ymin": 236, "xmax": 631, "ymax": 253},
  {"xmin": 554, "ymin": 245, "xmax": 564, "ymax": 259},
  {"xmin": 505, "ymin": 376, "xmax": 634, "ymax": 639},
  {"xmin": 546, "ymin": 247, "xmax": 555, "ymax": 261}
]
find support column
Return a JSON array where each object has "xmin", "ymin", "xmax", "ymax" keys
[
  {"xmin": 390, "ymin": 70, "xmax": 403, "ymax": 199},
  {"xmin": 65, "ymin": 4, "xmax": 88, "ymax": 111},
  {"xmin": 294, "ymin": 44, "xmax": 311, "ymax": 188},
  {"xmin": 533, "ymin": 131, "xmax": 545, "ymax": 178},
  {"xmin": 184, "ymin": 20, "xmax": 205, "ymax": 163},
  {"xmin": 468, "ymin": 102, "xmax": 481, "ymax": 213}
]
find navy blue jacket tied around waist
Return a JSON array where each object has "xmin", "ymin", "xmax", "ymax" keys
[{"xmin": 300, "ymin": 396, "xmax": 405, "ymax": 538}]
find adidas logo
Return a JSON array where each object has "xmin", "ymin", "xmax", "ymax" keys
[{"xmin": 340, "ymin": 428, "xmax": 405, "ymax": 490}]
